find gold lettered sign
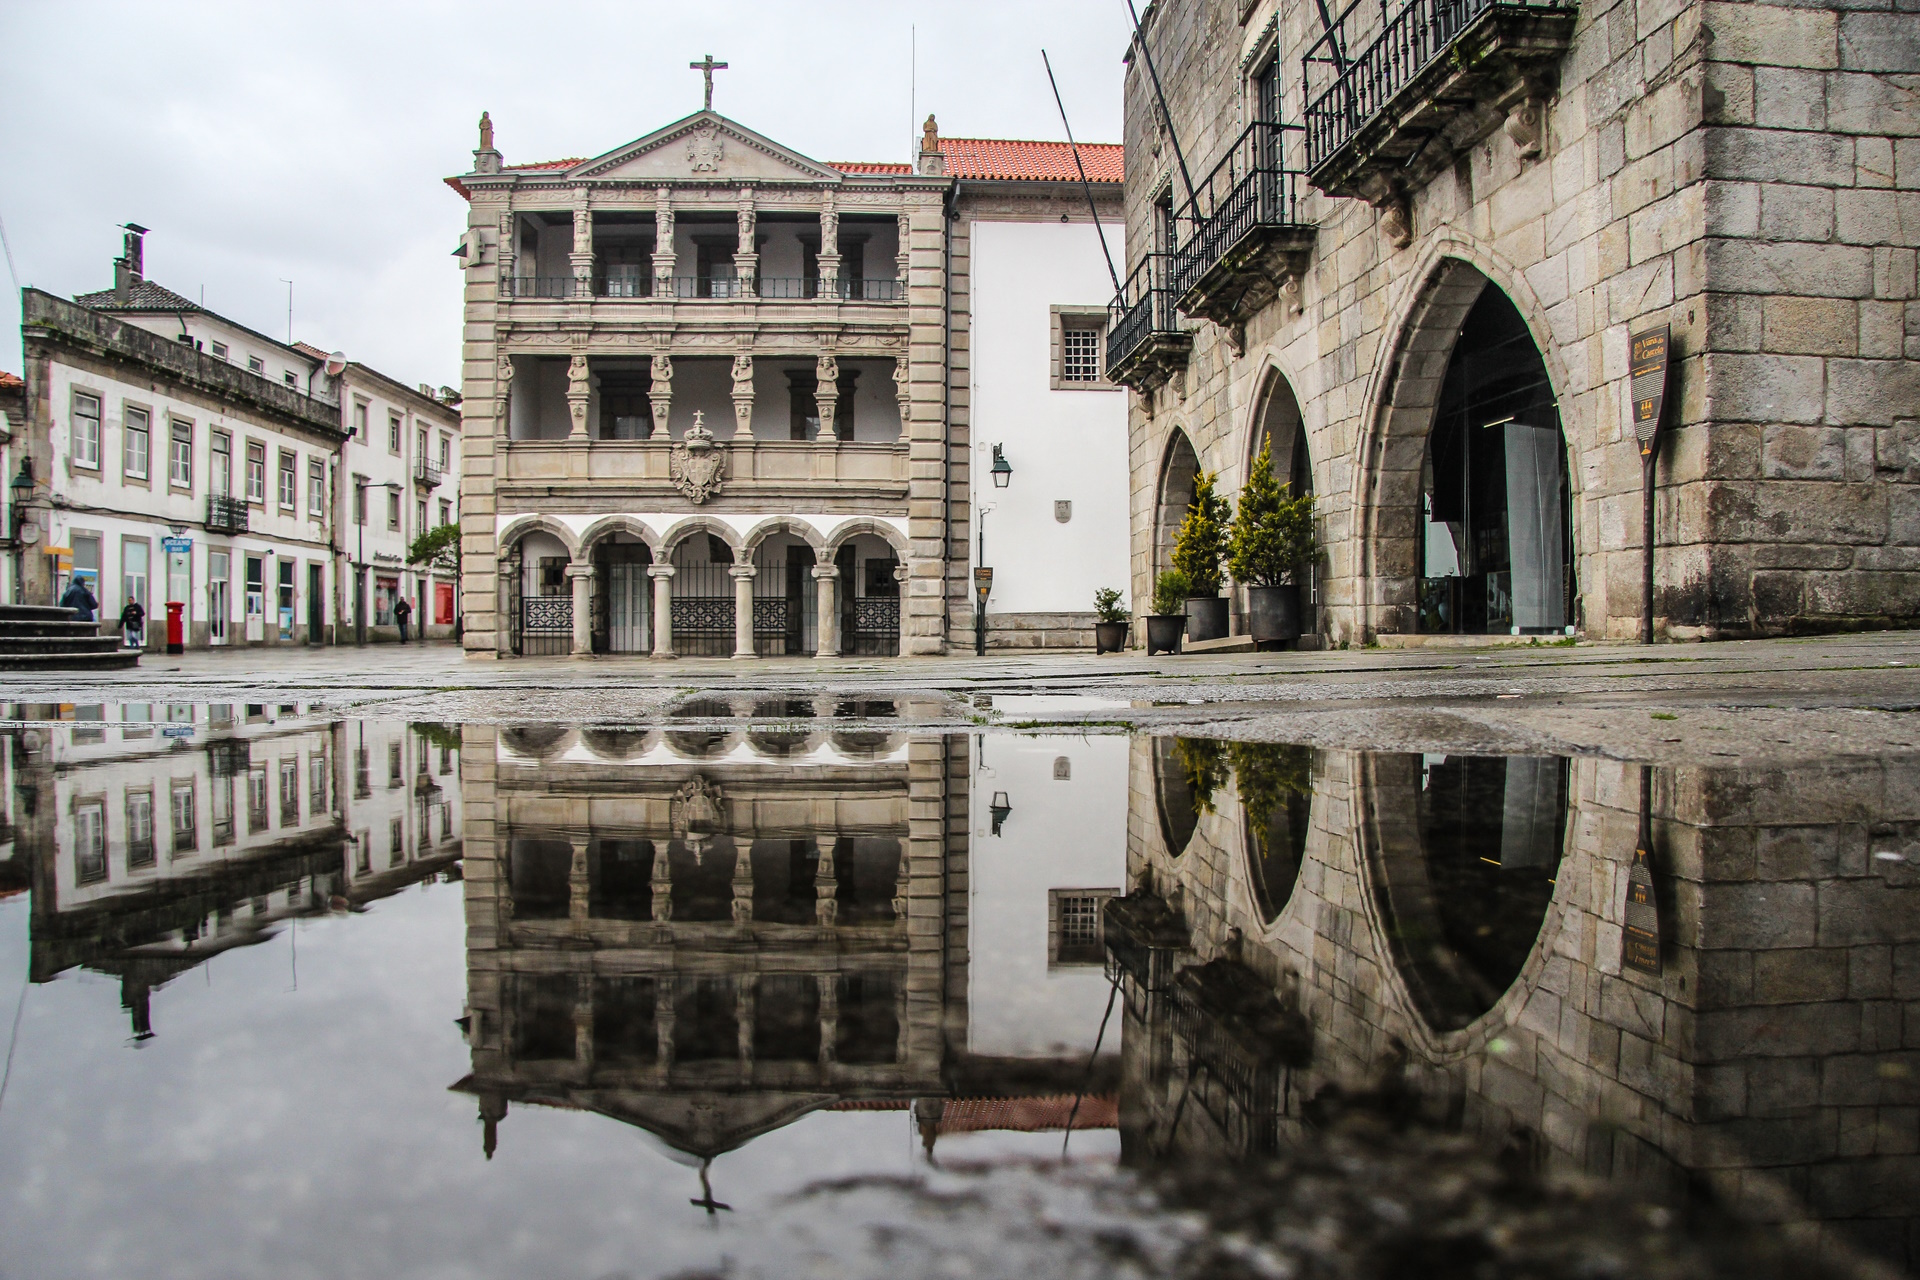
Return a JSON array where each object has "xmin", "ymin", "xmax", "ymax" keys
[
  {"xmin": 1629, "ymin": 324, "xmax": 1670, "ymax": 456},
  {"xmin": 1622, "ymin": 842, "xmax": 1662, "ymax": 975},
  {"xmin": 973, "ymin": 566, "xmax": 993, "ymax": 598}
]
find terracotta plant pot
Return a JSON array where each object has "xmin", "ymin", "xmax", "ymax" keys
[
  {"xmin": 1094, "ymin": 620, "xmax": 1129, "ymax": 654},
  {"xmin": 1247, "ymin": 584, "xmax": 1302, "ymax": 644},
  {"xmin": 1145, "ymin": 614, "xmax": 1186, "ymax": 656},
  {"xmin": 1184, "ymin": 595, "xmax": 1229, "ymax": 642}
]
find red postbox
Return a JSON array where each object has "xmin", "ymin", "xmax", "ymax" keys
[{"xmin": 166, "ymin": 601, "xmax": 185, "ymax": 654}]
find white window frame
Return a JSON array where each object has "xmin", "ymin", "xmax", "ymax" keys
[
  {"xmin": 308, "ymin": 457, "xmax": 326, "ymax": 517},
  {"xmin": 169, "ymin": 418, "xmax": 193, "ymax": 489},
  {"xmin": 122, "ymin": 405, "xmax": 151, "ymax": 479},
  {"xmin": 277, "ymin": 450, "xmax": 297, "ymax": 510},
  {"xmin": 245, "ymin": 440, "xmax": 266, "ymax": 504},
  {"xmin": 71, "ymin": 390, "xmax": 102, "ymax": 469}
]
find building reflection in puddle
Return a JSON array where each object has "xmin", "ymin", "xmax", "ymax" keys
[
  {"xmin": 454, "ymin": 711, "xmax": 1129, "ymax": 1192},
  {"xmin": 1121, "ymin": 737, "xmax": 1920, "ymax": 1272},
  {"xmin": 5, "ymin": 705, "xmax": 462, "ymax": 1040}
]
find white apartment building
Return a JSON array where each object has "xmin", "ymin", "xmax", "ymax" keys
[{"xmin": 13, "ymin": 228, "xmax": 461, "ymax": 647}]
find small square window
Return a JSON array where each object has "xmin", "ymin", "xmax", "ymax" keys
[
  {"xmin": 1049, "ymin": 889, "xmax": 1117, "ymax": 967},
  {"xmin": 248, "ymin": 355, "xmax": 265, "ymax": 373},
  {"xmin": 283, "ymin": 371, "xmax": 298, "ymax": 388},
  {"xmin": 211, "ymin": 341, "xmax": 229, "ymax": 360},
  {"xmin": 1062, "ymin": 329, "xmax": 1100, "ymax": 381}
]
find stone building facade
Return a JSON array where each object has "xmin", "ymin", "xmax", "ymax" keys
[
  {"xmin": 1115, "ymin": 0, "xmax": 1920, "ymax": 643},
  {"xmin": 448, "ymin": 110, "xmax": 1126, "ymax": 659}
]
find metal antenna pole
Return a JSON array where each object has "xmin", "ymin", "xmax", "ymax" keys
[
  {"xmin": 1042, "ymin": 50, "xmax": 1124, "ymax": 299},
  {"xmin": 1124, "ymin": 0, "xmax": 1201, "ymax": 226}
]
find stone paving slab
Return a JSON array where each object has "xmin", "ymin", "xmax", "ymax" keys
[{"xmin": 8, "ymin": 631, "xmax": 1920, "ymax": 765}]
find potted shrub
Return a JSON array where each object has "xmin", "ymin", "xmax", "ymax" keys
[
  {"xmin": 1227, "ymin": 439, "xmax": 1318, "ymax": 646},
  {"xmin": 1172, "ymin": 471, "xmax": 1232, "ymax": 641},
  {"xmin": 1092, "ymin": 587, "xmax": 1130, "ymax": 654},
  {"xmin": 1146, "ymin": 570, "xmax": 1189, "ymax": 656}
]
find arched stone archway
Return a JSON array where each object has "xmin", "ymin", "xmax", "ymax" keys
[
  {"xmin": 1153, "ymin": 429, "xmax": 1201, "ymax": 582},
  {"xmin": 498, "ymin": 518, "xmax": 579, "ymax": 656},
  {"xmin": 821, "ymin": 518, "xmax": 908, "ymax": 560},
  {"xmin": 743, "ymin": 517, "xmax": 828, "ymax": 558},
  {"xmin": 1249, "ymin": 368, "xmax": 1312, "ymax": 498},
  {"xmin": 580, "ymin": 518, "xmax": 658, "ymax": 656},
  {"xmin": 1363, "ymin": 259, "xmax": 1576, "ymax": 637},
  {"xmin": 660, "ymin": 516, "xmax": 744, "ymax": 558},
  {"xmin": 577, "ymin": 516, "xmax": 662, "ymax": 558}
]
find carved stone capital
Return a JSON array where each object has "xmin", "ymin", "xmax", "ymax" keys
[
  {"xmin": 1498, "ymin": 78, "xmax": 1551, "ymax": 161},
  {"xmin": 1376, "ymin": 189, "xmax": 1413, "ymax": 250}
]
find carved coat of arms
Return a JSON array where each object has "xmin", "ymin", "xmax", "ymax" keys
[
  {"xmin": 686, "ymin": 125, "xmax": 724, "ymax": 172},
  {"xmin": 669, "ymin": 411, "xmax": 727, "ymax": 504}
]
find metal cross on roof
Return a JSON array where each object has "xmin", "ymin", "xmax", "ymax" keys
[{"xmin": 689, "ymin": 54, "xmax": 728, "ymax": 111}]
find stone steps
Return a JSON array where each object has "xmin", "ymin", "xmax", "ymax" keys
[{"xmin": 0, "ymin": 603, "xmax": 140, "ymax": 670}]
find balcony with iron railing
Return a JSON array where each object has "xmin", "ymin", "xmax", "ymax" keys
[
  {"xmin": 206, "ymin": 494, "xmax": 249, "ymax": 535},
  {"xmin": 1303, "ymin": 0, "xmax": 1578, "ymax": 202},
  {"xmin": 1106, "ymin": 252, "xmax": 1191, "ymax": 394},
  {"xmin": 501, "ymin": 274, "xmax": 906, "ymax": 303},
  {"xmin": 1167, "ymin": 121, "xmax": 1316, "ymax": 334},
  {"xmin": 413, "ymin": 459, "xmax": 443, "ymax": 489}
]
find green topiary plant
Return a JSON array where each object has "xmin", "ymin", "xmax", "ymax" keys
[
  {"xmin": 1227, "ymin": 440, "xmax": 1318, "ymax": 587},
  {"xmin": 1171, "ymin": 471, "xmax": 1232, "ymax": 597},
  {"xmin": 1152, "ymin": 570, "xmax": 1190, "ymax": 617},
  {"xmin": 1093, "ymin": 587, "xmax": 1130, "ymax": 624}
]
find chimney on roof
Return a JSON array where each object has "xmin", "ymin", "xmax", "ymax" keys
[
  {"xmin": 916, "ymin": 115, "xmax": 945, "ymax": 176},
  {"xmin": 113, "ymin": 224, "xmax": 149, "ymax": 302}
]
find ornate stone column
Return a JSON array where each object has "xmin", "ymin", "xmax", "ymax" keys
[
  {"xmin": 813, "ymin": 565, "xmax": 839, "ymax": 657},
  {"xmin": 648, "ymin": 564, "xmax": 677, "ymax": 658},
  {"xmin": 892, "ymin": 356, "xmax": 909, "ymax": 432},
  {"xmin": 566, "ymin": 355, "xmax": 590, "ymax": 440},
  {"xmin": 574, "ymin": 973, "xmax": 594, "ymax": 1074},
  {"xmin": 814, "ymin": 843, "xmax": 839, "ymax": 925},
  {"xmin": 735, "ymin": 186, "xmax": 758, "ymax": 298},
  {"xmin": 496, "ymin": 354, "xmax": 514, "ymax": 438},
  {"xmin": 648, "ymin": 353, "xmax": 673, "ymax": 439},
  {"xmin": 655, "ymin": 974, "xmax": 676, "ymax": 1075},
  {"xmin": 652, "ymin": 187, "xmax": 676, "ymax": 296},
  {"xmin": 731, "ymin": 847, "xmax": 754, "ymax": 923},
  {"xmin": 895, "ymin": 212, "xmax": 910, "ymax": 290},
  {"xmin": 569, "ymin": 834, "xmax": 591, "ymax": 925},
  {"xmin": 731, "ymin": 353, "xmax": 755, "ymax": 437},
  {"xmin": 570, "ymin": 198, "xmax": 593, "ymax": 294},
  {"xmin": 815, "ymin": 352, "xmax": 839, "ymax": 442},
  {"xmin": 566, "ymin": 563, "xmax": 596, "ymax": 656},
  {"xmin": 816, "ymin": 191, "xmax": 840, "ymax": 297},
  {"xmin": 729, "ymin": 564, "xmax": 756, "ymax": 659},
  {"xmin": 651, "ymin": 840, "xmax": 673, "ymax": 921},
  {"xmin": 736, "ymin": 975, "xmax": 756, "ymax": 1071},
  {"xmin": 498, "ymin": 209, "xmax": 516, "ymax": 288},
  {"xmin": 816, "ymin": 972, "xmax": 838, "ymax": 1070}
]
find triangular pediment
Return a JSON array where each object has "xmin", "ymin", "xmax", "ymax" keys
[{"xmin": 571, "ymin": 111, "xmax": 844, "ymax": 183}]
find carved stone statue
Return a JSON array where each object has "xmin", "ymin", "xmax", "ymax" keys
[
  {"xmin": 816, "ymin": 353, "xmax": 839, "ymax": 385},
  {"xmin": 731, "ymin": 353, "xmax": 754, "ymax": 395},
  {"xmin": 496, "ymin": 355, "xmax": 514, "ymax": 436},
  {"xmin": 566, "ymin": 355, "xmax": 590, "ymax": 439},
  {"xmin": 652, "ymin": 352, "xmax": 674, "ymax": 384},
  {"xmin": 921, "ymin": 114, "xmax": 939, "ymax": 155},
  {"xmin": 479, "ymin": 111, "xmax": 494, "ymax": 151}
]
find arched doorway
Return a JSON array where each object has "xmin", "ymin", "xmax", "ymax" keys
[
  {"xmin": 832, "ymin": 533, "xmax": 901, "ymax": 657},
  {"xmin": 1364, "ymin": 752, "xmax": 1569, "ymax": 1033},
  {"xmin": 588, "ymin": 533, "xmax": 653, "ymax": 654},
  {"xmin": 1249, "ymin": 371, "xmax": 1315, "ymax": 633},
  {"xmin": 669, "ymin": 531, "xmax": 736, "ymax": 657},
  {"xmin": 1154, "ymin": 430, "xmax": 1200, "ymax": 579},
  {"xmin": 500, "ymin": 523, "xmax": 574, "ymax": 657},
  {"xmin": 1413, "ymin": 280, "xmax": 1573, "ymax": 635}
]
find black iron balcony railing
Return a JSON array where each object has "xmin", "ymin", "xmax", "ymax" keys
[
  {"xmin": 1303, "ymin": 0, "xmax": 1577, "ymax": 174},
  {"xmin": 1169, "ymin": 120, "xmax": 1307, "ymax": 306},
  {"xmin": 206, "ymin": 493, "xmax": 248, "ymax": 534},
  {"xmin": 413, "ymin": 459, "xmax": 443, "ymax": 489},
  {"xmin": 1107, "ymin": 253, "xmax": 1180, "ymax": 374},
  {"xmin": 505, "ymin": 273, "xmax": 908, "ymax": 303},
  {"xmin": 502, "ymin": 275, "xmax": 584, "ymax": 299}
]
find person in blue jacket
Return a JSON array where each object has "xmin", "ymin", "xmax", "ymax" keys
[{"xmin": 60, "ymin": 575, "xmax": 98, "ymax": 623}]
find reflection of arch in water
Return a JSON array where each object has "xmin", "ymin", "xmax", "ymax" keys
[
  {"xmin": 579, "ymin": 728, "xmax": 656, "ymax": 761},
  {"xmin": 1234, "ymin": 743, "xmax": 1314, "ymax": 925},
  {"xmin": 1362, "ymin": 753, "xmax": 1570, "ymax": 1036},
  {"xmin": 502, "ymin": 724, "xmax": 572, "ymax": 760},
  {"xmin": 1153, "ymin": 737, "xmax": 1223, "ymax": 856}
]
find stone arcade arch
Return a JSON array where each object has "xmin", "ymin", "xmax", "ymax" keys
[
  {"xmin": 498, "ymin": 517, "xmax": 580, "ymax": 657},
  {"xmin": 1361, "ymin": 259, "xmax": 1578, "ymax": 639},
  {"xmin": 1153, "ymin": 429, "xmax": 1201, "ymax": 585},
  {"xmin": 580, "ymin": 517, "xmax": 661, "ymax": 655},
  {"xmin": 1247, "ymin": 369, "xmax": 1317, "ymax": 636}
]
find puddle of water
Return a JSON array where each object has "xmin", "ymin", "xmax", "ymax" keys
[{"xmin": 0, "ymin": 715, "xmax": 1911, "ymax": 1278}]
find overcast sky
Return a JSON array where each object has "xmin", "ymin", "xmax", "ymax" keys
[{"xmin": 0, "ymin": 1, "xmax": 1133, "ymax": 389}]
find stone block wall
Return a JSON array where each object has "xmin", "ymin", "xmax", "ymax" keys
[{"xmin": 1123, "ymin": 0, "xmax": 1920, "ymax": 641}]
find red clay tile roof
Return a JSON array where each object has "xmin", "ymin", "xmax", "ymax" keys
[
  {"xmin": 937, "ymin": 137, "xmax": 1123, "ymax": 182},
  {"xmin": 0, "ymin": 370, "xmax": 23, "ymax": 391},
  {"xmin": 448, "ymin": 136, "xmax": 1121, "ymax": 198},
  {"xmin": 292, "ymin": 341, "xmax": 331, "ymax": 360}
]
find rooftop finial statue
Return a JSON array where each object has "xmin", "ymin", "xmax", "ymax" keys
[
  {"xmin": 478, "ymin": 111, "xmax": 494, "ymax": 151},
  {"xmin": 921, "ymin": 114, "xmax": 939, "ymax": 155}
]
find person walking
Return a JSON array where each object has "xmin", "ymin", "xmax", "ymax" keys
[
  {"xmin": 393, "ymin": 594, "xmax": 412, "ymax": 645},
  {"xmin": 60, "ymin": 575, "xmax": 98, "ymax": 624},
  {"xmin": 118, "ymin": 598, "xmax": 146, "ymax": 649}
]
